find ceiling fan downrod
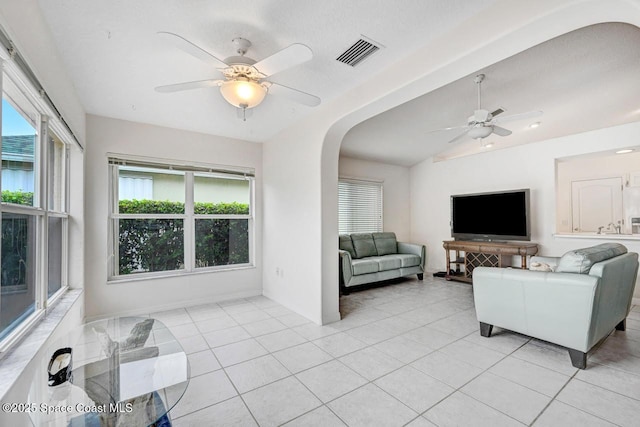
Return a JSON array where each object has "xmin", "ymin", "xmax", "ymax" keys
[{"xmin": 475, "ymin": 73, "xmax": 485, "ymax": 111}]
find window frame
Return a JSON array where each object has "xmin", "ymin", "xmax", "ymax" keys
[{"xmin": 107, "ymin": 156, "xmax": 255, "ymax": 282}]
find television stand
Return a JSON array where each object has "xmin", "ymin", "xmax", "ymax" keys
[{"xmin": 442, "ymin": 240, "xmax": 538, "ymax": 283}]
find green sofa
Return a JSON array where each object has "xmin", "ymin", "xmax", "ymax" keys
[{"xmin": 339, "ymin": 232, "xmax": 425, "ymax": 292}]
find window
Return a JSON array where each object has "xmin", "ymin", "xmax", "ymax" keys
[
  {"xmin": 1, "ymin": 98, "xmax": 36, "ymax": 205},
  {"xmin": 1, "ymin": 79, "xmax": 70, "ymax": 345},
  {"xmin": 109, "ymin": 158, "xmax": 254, "ymax": 279},
  {"xmin": 194, "ymin": 174, "xmax": 250, "ymax": 268},
  {"xmin": 338, "ymin": 178, "xmax": 383, "ymax": 233}
]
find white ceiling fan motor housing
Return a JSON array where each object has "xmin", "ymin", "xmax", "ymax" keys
[
  {"xmin": 471, "ymin": 109, "xmax": 492, "ymax": 123},
  {"xmin": 467, "ymin": 125, "xmax": 493, "ymax": 139}
]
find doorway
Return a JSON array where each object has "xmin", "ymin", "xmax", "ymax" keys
[{"xmin": 571, "ymin": 177, "xmax": 623, "ymax": 233}]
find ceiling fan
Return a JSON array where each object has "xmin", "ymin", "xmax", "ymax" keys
[
  {"xmin": 427, "ymin": 74, "xmax": 543, "ymax": 144},
  {"xmin": 155, "ymin": 32, "xmax": 321, "ymax": 120}
]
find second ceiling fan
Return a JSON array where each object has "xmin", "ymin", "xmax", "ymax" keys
[
  {"xmin": 427, "ymin": 74, "xmax": 543, "ymax": 144},
  {"xmin": 155, "ymin": 32, "xmax": 321, "ymax": 119}
]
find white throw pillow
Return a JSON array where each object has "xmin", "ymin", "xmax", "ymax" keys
[{"xmin": 529, "ymin": 261, "xmax": 553, "ymax": 272}]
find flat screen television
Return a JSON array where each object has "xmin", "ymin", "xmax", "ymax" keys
[{"xmin": 451, "ymin": 189, "xmax": 530, "ymax": 241}]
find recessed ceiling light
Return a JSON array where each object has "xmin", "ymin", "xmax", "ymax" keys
[
  {"xmin": 529, "ymin": 122, "xmax": 541, "ymax": 129},
  {"xmin": 616, "ymin": 149, "xmax": 634, "ymax": 154},
  {"xmin": 482, "ymin": 142, "xmax": 494, "ymax": 148}
]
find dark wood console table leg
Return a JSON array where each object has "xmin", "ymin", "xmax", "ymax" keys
[{"xmin": 445, "ymin": 248, "xmax": 451, "ymax": 280}]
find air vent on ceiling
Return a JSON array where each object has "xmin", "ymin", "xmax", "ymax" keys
[{"xmin": 336, "ymin": 37, "xmax": 382, "ymax": 67}]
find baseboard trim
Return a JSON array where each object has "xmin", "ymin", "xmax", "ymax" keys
[
  {"xmin": 633, "ymin": 297, "xmax": 640, "ymax": 307},
  {"xmin": 323, "ymin": 310, "xmax": 342, "ymax": 325},
  {"xmin": 262, "ymin": 290, "xmax": 324, "ymax": 325},
  {"xmin": 85, "ymin": 289, "xmax": 263, "ymax": 322}
]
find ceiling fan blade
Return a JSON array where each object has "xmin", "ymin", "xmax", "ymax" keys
[
  {"xmin": 494, "ymin": 110, "xmax": 543, "ymax": 124},
  {"xmin": 447, "ymin": 129, "xmax": 470, "ymax": 144},
  {"xmin": 492, "ymin": 125, "xmax": 512, "ymax": 136},
  {"xmin": 158, "ymin": 32, "xmax": 228, "ymax": 68},
  {"xmin": 267, "ymin": 82, "xmax": 320, "ymax": 107},
  {"xmin": 253, "ymin": 44, "xmax": 313, "ymax": 77},
  {"xmin": 426, "ymin": 124, "xmax": 469, "ymax": 134},
  {"xmin": 155, "ymin": 79, "xmax": 223, "ymax": 93}
]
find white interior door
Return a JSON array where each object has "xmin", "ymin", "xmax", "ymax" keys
[{"xmin": 571, "ymin": 177, "xmax": 623, "ymax": 232}]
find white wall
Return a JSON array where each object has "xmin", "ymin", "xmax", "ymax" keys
[
  {"xmin": 410, "ymin": 121, "xmax": 640, "ymax": 298},
  {"xmin": 84, "ymin": 115, "xmax": 263, "ymax": 319},
  {"xmin": 338, "ymin": 156, "xmax": 411, "ymax": 241},
  {"xmin": 263, "ymin": 123, "xmax": 327, "ymax": 323},
  {"xmin": 0, "ymin": 0, "xmax": 85, "ymax": 142}
]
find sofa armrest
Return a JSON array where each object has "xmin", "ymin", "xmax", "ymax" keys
[
  {"xmin": 397, "ymin": 242, "xmax": 426, "ymax": 270},
  {"xmin": 339, "ymin": 250, "xmax": 353, "ymax": 285},
  {"xmin": 473, "ymin": 267, "xmax": 599, "ymax": 352}
]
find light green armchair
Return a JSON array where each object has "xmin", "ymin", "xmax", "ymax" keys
[{"xmin": 473, "ymin": 243, "xmax": 638, "ymax": 369}]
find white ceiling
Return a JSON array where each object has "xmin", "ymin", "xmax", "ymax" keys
[
  {"xmin": 36, "ymin": 0, "xmax": 495, "ymax": 143},
  {"xmin": 341, "ymin": 22, "xmax": 640, "ymax": 166}
]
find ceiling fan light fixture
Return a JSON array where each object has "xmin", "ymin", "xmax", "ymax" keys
[
  {"xmin": 467, "ymin": 126, "xmax": 493, "ymax": 139},
  {"xmin": 219, "ymin": 78, "xmax": 267, "ymax": 109}
]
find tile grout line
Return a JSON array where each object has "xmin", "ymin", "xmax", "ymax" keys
[
  {"xmin": 180, "ymin": 306, "xmax": 265, "ymax": 426},
  {"xmin": 416, "ymin": 330, "xmax": 530, "ymax": 425},
  {"xmin": 526, "ymin": 369, "xmax": 595, "ymax": 427},
  {"xmin": 182, "ymin": 304, "xmax": 265, "ymax": 426},
  {"xmin": 193, "ymin": 282, "xmax": 450, "ymax": 424},
  {"xmin": 163, "ymin": 280, "xmax": 637, "ymax": 426}
]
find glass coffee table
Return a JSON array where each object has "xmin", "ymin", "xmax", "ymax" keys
[{"xmin": 28, "ymin": 317, "xmax": 190, "ymax": 426}]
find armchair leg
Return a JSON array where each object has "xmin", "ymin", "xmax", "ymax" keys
[
  {"xmin": 568, "ymin": 349, "xmax": 587, "ymax": 369},
  {"xmin": 417, "ymin": 273, "xmax": 424, "ymax": 280},
  {"xmin": 479, "ymin": 322, "xmax": 493, "ymax": 338},
  {"xmin": 616, "ymin": 319, "xmax": 626, "ymax": 331}
]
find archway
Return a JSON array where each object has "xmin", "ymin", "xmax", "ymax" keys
[{"xmin": 317, "ymin": 0, "xmax": 640, "ymax": 324}]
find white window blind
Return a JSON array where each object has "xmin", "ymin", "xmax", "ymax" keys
[
  {"xmin": 119, "ymin": 176, "xmax": 153, "ymax": 200},
  {"xmin": 338, "ymin": 179, "xmax": 383, "ymax": 233}
]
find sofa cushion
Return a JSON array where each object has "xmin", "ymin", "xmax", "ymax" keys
[
  {"xmin": 352, "ymin": 258, "xmax": 380, "ymax": 275},
  {"xmin": 394, "ymin": 254, "xmax": 421, "ymax": 268},
  {"xmin": 351, "ymin": 233, "xmax": 378, "ymax": 258},
  {"xmin": 556, "ymin": 243, "xmax": 628, "ymax": 274},
  {"xmin": 339, "ymin": 234, "xmax": 357, "ymax": 258},
  {"xmin": 375, "ymin": 255, "xmax": 402, "ymax": 271},
  {"xmin": 373, "ymin": 232, "xmax": 398, "ymax": 256}
]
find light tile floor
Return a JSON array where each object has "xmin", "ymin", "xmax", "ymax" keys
[{"xmin": 151, "ymin": 276, "xmax": 640, "ymax": 426}]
